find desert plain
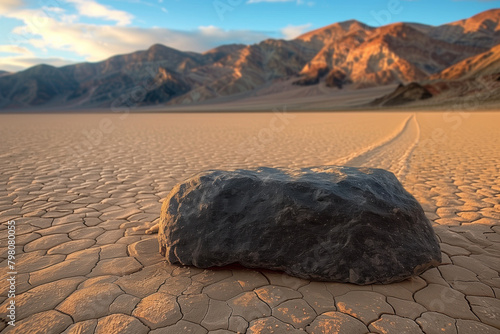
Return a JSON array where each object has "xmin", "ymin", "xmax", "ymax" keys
[{"xmin": 0, "ymin": 110, "xmax": 499, "ymax": 334}]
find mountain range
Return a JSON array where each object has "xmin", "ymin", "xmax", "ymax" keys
[{"xmin": 0, "ymin": 9, "xmax": 499, "ymax": 110}]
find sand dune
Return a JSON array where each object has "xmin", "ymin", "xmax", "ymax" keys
[{"xmin": 0, "ymin": 111, "xmax": 499, "ymax": 333}]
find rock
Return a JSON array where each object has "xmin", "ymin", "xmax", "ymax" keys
[
  {"xmin": 370, "ymin": 82, "xmax": 433, "ymax": 107},
  {"xmin": 292, "ymin": 75, "xmax": 320, "ymax": 86},
  {"xmin": 158, "ymin": 166, "xmax": 441, "ymax": 284},
  {"xmin": 292, "ymin": 67, "xmax": 329, "ymax": 86},
  {"xmin": 325, "ymin": 68, "xmax": 349, "ymax": 89}
]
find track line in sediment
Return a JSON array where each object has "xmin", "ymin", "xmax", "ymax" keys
[
  {"xmin": 327, "ymin": 113, "xmax": 420, "ymax": 182},
  {"xmin": 327, "ymin": 114, "xmax": 413, "ymax": 166},
  {"xmin": 392, "ymin": 114, "xmax": 420, "ymax": 181}
]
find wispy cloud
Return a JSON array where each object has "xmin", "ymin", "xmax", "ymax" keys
[
  {"xmin": 280, "ymin": 23, "xmax": 312, "ymax": 39},
  {"xmin": 0, "ymin": 56, "xmax": 76, "ymax": 72},
  {"xmin": 0, "ymin": 0, "xmax": 24, "ymax": 15},
  {"xmin": 0, "ymin": 0, "xmax": 274, "ymax": 72},
  {"xmin": 7, "ymin": 13, "xmax": 270, "ymax": 61},
  {"xmin": 0, "ymin": 44, "xmax": 33, "ymax": 56},
  {"xmin": 66, "ymin": 0, "xmax": 134, "ymax": 26}
]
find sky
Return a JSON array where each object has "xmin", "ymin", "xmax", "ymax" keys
[{"xmin": 0, "ymin": 0, "xmax": 498, "ymax": 72}]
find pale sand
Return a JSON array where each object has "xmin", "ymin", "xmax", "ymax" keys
[{"xmin": 0, "ymin": 111, "xmax": 499, "ymax": 333}]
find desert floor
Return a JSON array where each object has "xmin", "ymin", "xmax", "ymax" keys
[{"xmin": 0, "ymin": 111, "xmax": 499, "ymax": 334}]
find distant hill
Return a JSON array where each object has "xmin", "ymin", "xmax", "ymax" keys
[
  {"xmin": 370, "ymin": 82, "xmax": 433, "ymax": 107},
  {"xmin": 432, "ymin": 44, "xmax": 500, "ymax": 80},
  {"xmin": 1, "ymin": 9, "xmax": 499, "ymax": 110}
]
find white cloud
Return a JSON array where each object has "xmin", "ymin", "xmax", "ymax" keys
[
  {"xmin": 0, "ymin": 0, "xmax": 270, "ymax": 71},
  {"xmin": 280, "ymin": 23, "xmax": 312, "ymax": 39},
  {"xmin": 5, "ymin": 14, "xmax": 271, "ymax": 64},
  {"xmin": 0, "ymin": 44, "xmax": 33, "ymax": 56},
  {"xmin": 0, "ymin": 0, "xmax": 24, "ymax": 15},
  {"xmin": 66, "ymin": 0, "xmax": 134, "ymax": 26},
  {"xmin": 0, "ymin": 56, "xmax": 76, "ymax": 72},
  {"xmin": 197, "ymin": 25, "xmax": 269, "ymax": 44}
]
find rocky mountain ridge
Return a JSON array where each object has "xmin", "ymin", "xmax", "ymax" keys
[{"xmin": 0, "ymin": 9, "xmax": 499, "ymax": 109}]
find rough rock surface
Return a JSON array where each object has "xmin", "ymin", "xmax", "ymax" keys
[
  {"xmin": 158, "ymin": 166, "xmax": 441, "ymax": 284},
  {"xmin": 370, "ymin": 82, "xmax": 433, "ymax": 107}
]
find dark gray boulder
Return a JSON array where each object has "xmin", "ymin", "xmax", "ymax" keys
[{"xmin": 158, "ymin": 166, "xmax": 441, "ymax": 284}]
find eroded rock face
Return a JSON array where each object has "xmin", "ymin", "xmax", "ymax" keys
[
  {"xmin": 370, "ymin": 82, "xmax": 433, "ymax": 107},
  {"xmin": 158, "ymin": 166, "xmax": 441, "ymax": 284}
]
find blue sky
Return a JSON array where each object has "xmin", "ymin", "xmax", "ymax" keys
[{"xmin": 0, "ymin": 0, "xmax": 498, "ymax": 72}]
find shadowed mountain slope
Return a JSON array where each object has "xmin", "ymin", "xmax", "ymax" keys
[{"xmin": 1, "ymin": 9, "xmax": 499, "ymax": 110}]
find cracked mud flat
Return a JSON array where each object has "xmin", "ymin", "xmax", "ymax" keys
[{"xmin": 0, "ymin": 111, "xmax": 499, "ymax": 334}]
